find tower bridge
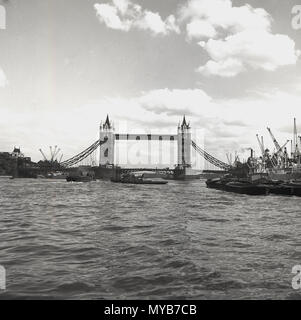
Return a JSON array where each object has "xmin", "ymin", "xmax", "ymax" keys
[
  {"xmin": 61, "ymin": 115, "xmax": 231, "ymax": 178},
  {"xmin": 98, "ymin": 115, "xmax": 192, "ymax": 169}
]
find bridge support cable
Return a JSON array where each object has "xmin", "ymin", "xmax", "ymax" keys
[
  {"xmin": 61, "ymin": 138, "xmax": 108, "ymax": 168},
  {"xmin": 191, "ymin": 140, "xmax": 231, "ymax": 171}
]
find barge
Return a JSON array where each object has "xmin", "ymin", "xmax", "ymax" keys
[
  {"xmin": 206, "ymin": 176, "xmax": 301, "ymax": 197},
  {"xmin": 111, "ymin": 171, "xmax": 168, "ymax": 185}
]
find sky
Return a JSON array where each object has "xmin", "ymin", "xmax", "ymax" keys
[{"xmin": 1, "ymin": 0, "xmax": 301, "ymax": 167}]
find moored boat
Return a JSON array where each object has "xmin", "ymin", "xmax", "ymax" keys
[
  {"xmin": 66, "ymin": 174, "xmax": 95, "ymax": 183},
  {"xmin": 223, "ymin": 181, "xmax": 268, "ymax": 195},
  {"xmin": 111, "ymin": 171, "xmax": 168, "ymax": 185},
  {"xmin": 206, "ymin": 178, "xmax": 227, "ymax": 190},
  {"xmin": 206, "ymin": 175, "xmax": 301, "ymax": 197},
  {"xmin": 268, "ymin": 181, "xmax": 301, "ymax": 196},
  {"xmin": 206, "ymin": 178, "xmax": 268, "ymax": 195}
]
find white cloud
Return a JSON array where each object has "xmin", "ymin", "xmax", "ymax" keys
[
  {"xmin": 179, "ymin": 0, "xmax": 271, "ymax": 37},
  {"xmin": 134, "ymin": 11, "xmax": 169, "ymax": 35},
  {"xmin": 94, "ymin": 1, "xmax": 180, "ymax": 35},
  {"xmin": 198, "ymin": 31, "xmax": 299, "ymax": 76},
  {"xmin": 186, "ymin": 19, "xmax": 217, "ymax": 40},
  {"xmin": 228, "ymin": 5, "xmax": 271, "ymax": 33},
  {"xmin": 94, "ymin": 0, "xmax": 299, "ymax": 76},
  {"xmin": 0, "ymin": 68, "xmax": 8, "ymax": 87},
  {"xmin": 198, "ymin": 58, "xmax": 245, "ymax": 77},
  {"xmin": 179, "ymin": 0, "xmax": 299, "ymax": 77},
  {"xmin": 137, "ymin": 88, "xmax": 212, "ymax": 116},
  {"xmin": 112, "ymin": 0, "xmax": 130, "ymax": 15},
  {"xmin": 94, "ymin": 3, "xmax": 131, "ymax": 31}
]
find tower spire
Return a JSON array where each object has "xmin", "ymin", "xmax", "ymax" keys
[
  {"xmin": 180, "ymin": 115, "xmax": 190, "ymax": 130},
  {"xmin": 99, "ymin": 115, "xmax": 115, "ymax": 166},
  {"xmin": 103, "ymin": 114, "xmax": 112, "ymax": 130}
]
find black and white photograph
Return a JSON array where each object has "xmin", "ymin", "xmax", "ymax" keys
[{"xmin": 1, "ymin": 0, "xmax": 301, "ymax": 304}]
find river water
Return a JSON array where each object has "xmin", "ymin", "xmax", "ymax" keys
[{"xmin": 0, "ymin": 177, "xmax": 300, "ymax": 300}]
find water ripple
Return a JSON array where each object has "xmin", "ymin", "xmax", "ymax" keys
[{"xmin": 0, "ymin": 178, "xmax": 300, "ymax": 299}]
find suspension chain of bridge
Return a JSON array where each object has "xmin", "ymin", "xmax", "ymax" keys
[
  {"xmin": 61, "ymin": 138, "xmax": 107, "ymax": 168},
  {"xmin": 191, "ymin": 141, "xmax": 231, "ymax": 171},
  {"xmin": 61, "ymin": 138, "xmax": 231, "ymax": 171}
]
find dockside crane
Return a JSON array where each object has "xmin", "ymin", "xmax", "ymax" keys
[
  {"xmin": 294, "ymin": 118, "xmax": 298, "ymax": 154},
  {"xmin": 268, "ymin": 136, "xmax": 290, "ymax": 168},
  {"xmin": 226, "ymin": 153, "xmax": 232, "ymax": 165},
  {"xmin": 39, "ymin": 146, "xmax": 63, "ymax": 163},
  {"xmin": 39, "ymin": 149, "xmax": 48, "ymax": 161},
  {"xmin": 267, "ymin": 127, "xmax": 281, "ymax": 152},
  {"xmin": 51, "ymin": 146, "xmax": 57, "ymax": 162},
  {"xmin": 49, "ymin": 147, "xmax": 54, "ymax": 162},
  {"xmin": 52, "ymin": 147, "xmax": 61, "ymax": 162},
  {"xmin": 274, "ymin": 140, "xmax": 290, "ymax": 157},
  {"xmin": 256, "ymin": 134, "xmax": 265, "ymax": 156}
]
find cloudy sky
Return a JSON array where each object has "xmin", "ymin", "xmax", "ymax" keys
[{"xmin": 1, "ymin": 0, "xmax": 301, "ymax": 166}]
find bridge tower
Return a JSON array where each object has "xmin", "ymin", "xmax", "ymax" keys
[
  {"xmin": 99, "ymin": 115, "xmax": 115, "ymax": 166},
  {"xmin": 177, "ymin": 116, "xmax": 192, "ymax": 167}
]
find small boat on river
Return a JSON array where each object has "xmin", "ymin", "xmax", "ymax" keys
[
  {"xmin": 111, "ymin": 171, "xmax": 168, "ymax": 185},
  {"xmin": 66, "ymin": 173, "xmax": 95, "ymax": 183}
]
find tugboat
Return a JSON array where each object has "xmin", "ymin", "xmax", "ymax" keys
[
  {"xmin": 66, "ymin": 172, "xmax": 96, "ymax": 183},
  {"xmin": 47, "ymin": 172, "xmax": 68, "ymax": 180},
  {"xmin": 111, "ymin": 171, "xmax": 168, "ymax": 185}
]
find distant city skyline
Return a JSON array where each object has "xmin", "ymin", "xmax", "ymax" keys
[{"xmin": 1, "ymin": 0, "xmax": 301, "ymax": 165}]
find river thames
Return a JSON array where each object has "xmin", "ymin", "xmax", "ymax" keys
[{"xmin": 0, "ymin": 177, "xmax": 300, "ymax": 299}]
